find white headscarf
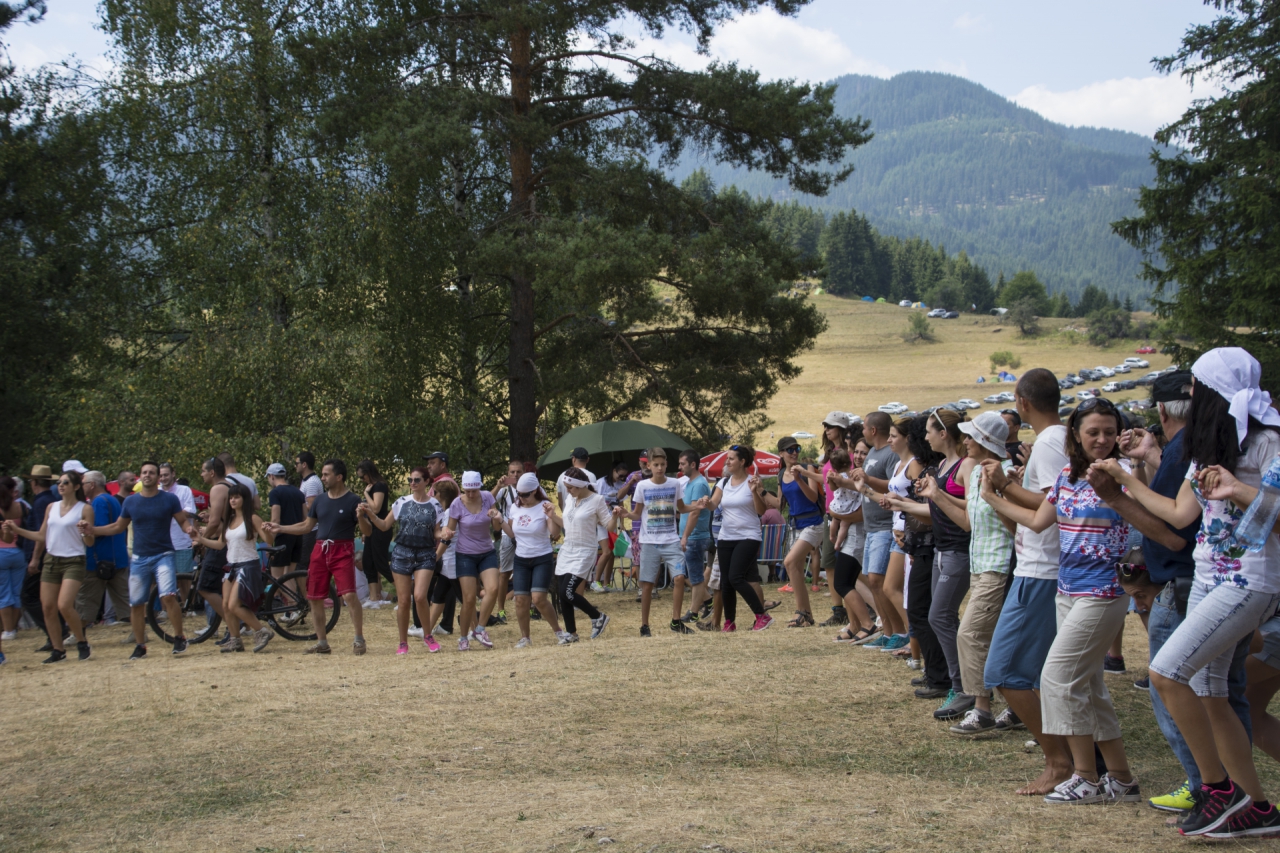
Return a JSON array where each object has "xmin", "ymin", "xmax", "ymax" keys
[{"xmin": 1191, "ymin": 347, "xmax": 1280, "ymax": 448}]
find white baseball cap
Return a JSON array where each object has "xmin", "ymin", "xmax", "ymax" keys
[
  {"xmin": 62, "ymin": 460, "xmax": 87, "ymax": 474},
  {"xmin": 461, "ymin": 470, "xmax": 483, "ymax": 490}
]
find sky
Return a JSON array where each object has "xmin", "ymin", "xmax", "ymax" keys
[{"xmin": 7, "ymin": 0, "xmax": 1219, "ymax": 137}]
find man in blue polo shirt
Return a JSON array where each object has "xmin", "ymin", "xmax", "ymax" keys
[{"xmin": 73, "ymin": 471, "xmax": 131, "ymax": 628}]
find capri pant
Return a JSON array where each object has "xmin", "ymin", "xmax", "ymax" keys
[
  {"xmin": 555, "ymin": 573, "xmax": 600, "ymax": 635},
  {"xmin": 716, "ymin": 539, "xmax": 763, "ymax": 625},
  {"xmin": 832, "ymin": 551, "xmax": 862, "ymax": 599},
  {"xmin": 1151, "ymin": 581, "xmax": 1280, "ymax": 698}
]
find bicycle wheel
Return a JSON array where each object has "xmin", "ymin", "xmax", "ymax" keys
[
  {"xmin": 146, "ymin": 573, "xmax": 222, "ymax": 645},
  {"xmin": 263, "ymin": 570, "xmax": 342, "ymax": 641}
]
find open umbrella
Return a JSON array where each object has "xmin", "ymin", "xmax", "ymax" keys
[
  {"xmin": 699, "ymin": 449, "xmax": 781, "ymax": 478},
  {"xmin": 536, "ymin": 420, "xmax": 692, "ymax": 481}
]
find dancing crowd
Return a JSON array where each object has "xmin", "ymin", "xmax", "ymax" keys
[{"xmin": 4, "ymin": 346, "xmax": 1280, "ymax": 839}]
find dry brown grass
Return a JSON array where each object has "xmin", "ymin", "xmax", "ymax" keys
[
  {"xmin": 3, "ymin": 579, "xmax": 1277, "ymax": 853},
  {"xmin": 764, "ymin": 297, "xmax": 1172, "ymax": 439}
]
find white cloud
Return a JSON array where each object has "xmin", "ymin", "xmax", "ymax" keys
[
  {"xmin": 953, "ymin": 13, "xmax": 983, "ymax": 31},
  {"xmin": 1012, "ymin": 75, "xmax": 1214, "ymax": 136},
  {"xmin": 631, "ymin": 9, "xmax": 891, "ymax": 83}
]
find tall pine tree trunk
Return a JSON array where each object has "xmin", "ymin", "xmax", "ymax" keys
[{"xmin": 506, "ymin": 22, "xmax": 537, "ymax": 463}]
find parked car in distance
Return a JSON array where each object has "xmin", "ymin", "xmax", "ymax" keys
[
  {"xmin": 1136, "ymin": 346, "xmax": 1156, "ymax": 354},
  {"xmin": 899, "ymin": 299, "xmax": 913, "ymax": 307},
  {"xmin": 1059, "ymin": 406, "xmax": 1076, "ymax": 417},
  {"xmin": 1103, "ymin": 381, "xmax": 1122, "ymax": 392},
  {"xmin": 1095, "ymin": 366, "xmax": 1116, "ymax": 377},
  {"xmin": 1113, "ymin": 364, "xmax": 1131, "ymax": 374},
  {"xmin": 1078, "ymin": 390, "xmax": 1097, "ymax": 401},
  {"xmin": 791, "ymin": 431, "xmax": 815, "ymax": 439},
  {"xmin": 983, "ymin": 394, "xmax": 1004, "ymax": 404},
  {"xmin": 879, "ymin": 402, "xmax": 908, "ymax": 415},
  {"xmin": 943, "ymin": 310, "xmax": 960, "ymax": 319},
  {"xmin": 927, "ymin": 308, "xmax": 947, "ymax": 318},
  {"xmin": 1120, "ymin": 379, "xmax": 1137, "ymax": 390},
  {"xmin": 1058, "ymin": 379, "xmax": 1075, "ymax": 390},
  {"xmin": 941, "ymin": 402, "xmax": 967, "ymax": 413},
  {"xmin": 997, "ymin": 392, "xmax": 1016, "ymax": 403},
  {"xmin": 957, "ymin": 398, "xmax": 981, "ymax": 409},
  {"xmin": 1061, "ymin": 396, "xmax": 1076, "ymax": 407},
  {"xmin": 1163, "ymin": 365, "xmax": 1179, "ymax": 374},
  {"xmin": 1127, "ymin": 398, "xmax": 1152, "ymax": 411},
  {"xmin": 1124, "ymin": 357, "xmax": 1150, "ymax": 368}
]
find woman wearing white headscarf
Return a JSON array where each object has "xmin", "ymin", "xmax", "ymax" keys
[{"xmin": 1095, "ymin": 348, "xmax": 1280, "ymax": 838}]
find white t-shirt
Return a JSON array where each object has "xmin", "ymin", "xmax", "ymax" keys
[
  {"xmin": 164, "ymin": 483, "xmax": 196, "ymax": 550},
  {"xmin": 1187, "ymin": 430, "xmax": 1280, "ymax": 593},
  {"xmin": 556, "ymin": 467, "xmax": 597, "ymax": 508},
  {"xmin": 632, "ymin": 477, "xmax": 684, "ymax": 544},
  {"xmin": 717, "ymin": 476, "xmax": 762, "ymax": 542},
  {"xmin": 506, "ymin": 501, "xmax": 555, "ymax": 558},
  {"xmin": 429, "ymin": 497, "xmax": 456, "ymax": 579},
  {"xmin": 556, "ymin": 492, "xmax": 612, "ymax": 577},
  {"xmin": 1014, "ymin": 424, "xmax": 1068, "ymax": 580}
]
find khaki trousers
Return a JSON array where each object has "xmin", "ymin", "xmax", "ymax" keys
[
  {"xmin": 955, "ymin": 570, "xmax": 1008, "ymax": 698},
  {"xmin": 75, "ymin": 569, "xmax": 131, "ymax": 626},
  {"xmin": 1040, "ymin": 593, "xmax": 1129, "ymax": 739}
]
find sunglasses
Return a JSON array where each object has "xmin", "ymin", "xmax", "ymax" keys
[
  {"xmin": 782, "ymin": 446, "xmax": 799, "ymax": 454},
  {"xmin": 57, "ymin": 479, "xmax": 72, "ymax": 486},
  {"xmin": 407, "ymin": 476, "xmax": 424, "ymax": 483},
  {"xmin": 518, "ymin": 489, "xmax": 537, "ymax": 498},
  {"xmin": 1076, "ymin": 396, "xmax": 1118, "ymax": 414},
  {"xmin": 999, "ymin": 409, "xmax": 1018, "ymax": 417},
  {"xmin": 1115, "ymin": 562, "xmax": 1148, "ymax": 583}
]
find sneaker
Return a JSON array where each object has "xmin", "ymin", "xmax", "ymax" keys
[
  {"xmin": 514, "ymin": 637, "xmax": 532, "ymax": 649},
  {"xmin": 361, "ymin": 600, "xmax": 379, "ymax": 609},
  {"xmin": 590, "ymin": 581, "xmax": 606, "ymax": 593},
  {"xmin": 0, "ymin": 630, "xmax": 15, "ymax": 641},
  {"xmin": 994, "ymin": 708, "xmax": 1025, "ymax": 731},
  {"xmin": 778, "ymin": 583, "xmax": 793, "ymax": 593},
  {"xmin": 471, "ymin": 628, "xmax": 493, "ymax": 649},
  {"xmin": 77, "ymin": 640, "xmax": 91, "ymax": 661},
  {"xmin": 407, "ymin": 626, "xmax": 425, "ymax": 638},
  {"xmin": 119, "ymin": 632, "xmax": 143, "ymax": 644},
  {"xmin": 679, "ymin": 610, "xmax": 698, "ymax": 623},
  {"xmin": 424, "ymin": 634, "xmax": 441, "ymax": 653},
  {"xmin": 933, "ymin": 690, "xmax": 976, "ymax": 721},
  {"xmin": 1044, "ymin": 774, "xmax": 1108, "ymax": 805},
  {"xmin": 914, "ymin": 685, "xmax": 948, "ymax": 699},
  {"xmin": 949, "ymin": 708, "xmax": 997, "ymax": 736},
  {"xmin": 458, "ymin": 636, "xmax": 470, "ymax": 652},
  {"xmin": 42, "ymin": 649, "xmax": 67, "ymax": 664},
  {"xmin": 752, "ymin": 613, "xmax": 773, "ymax": 631},
  {"xmin": 486, "ymin": 614, "xmax": 500, "ymax": 627},
  {"xmin": 590, "ymin": 614, "xmax": 610, "ymax": 639},
  {"xmin": 1150, "ymin": 781, "xmax": 1195, "ymax": 812},
  {"xmin": 1133, "ymin": 675, "xmax": 1150, "ymax": 690},
  {"xmin": 1180, "ymin": 781, "xmax": 1252, "ymax": 836},
  {"xmin": 36, "ymin": 640, "xmax": 53, "ymax": 652},
  {"xmin": 557, "ymin": 631, "xmax": 574, "ymax": 646},
  {"xmin": 722, "ymin": 620, "xmax": 736, "ymax": 633},
  {"xmin": 640, "ymin": 625, "xmax": 652, "ymax": 638},
  {"xmin": 396, "ymin": 642, "xmax": 409, "ymax": 655},
  {"xmin": 818, "ymin": 607, "xmax": 849, "ymax": 627},
  {"xmin": 670, "ymin": 619, "xmax": 694, "ymax": 635},
  {"xmin": 699, "ymin": 601, "xmax": 713, "ymax": 620},
  {"xmin": 353, "ymin": 637, "xmax": 367, "ymax": 656},
  {"xmin": 215, "ymin": 629, "xmax": 233, "ymax": 647},
  {"xmin": 1205, "ymin": 804, "xmax": 1280, "ymax": 838},
  {"xmin": 492, "ymin": 612, "xmax": 507, "ymax": 626},
  {"xmin": 906, "ymin": 658, "xmax": 924, "ymax": 670},
  {"xmin": 1102, "ymin": 773, "xmax": 1142, "ymax": 804},
  {"xmin": 252, "ymin": 627, "xmax": 273, "ymax": 653},
  {"xmin": 172, "ymin": 636, "xmax": 188, "ymax": 655},
  {"xmin": 220, "ymin": 637, "xmax": 244, "ymax": 653},
  {"xmin": 862, "ymin": 635, "xmax": 890, "ymax": 650},
  {"xmin": 129, "ymin": 644, "xmax": 147, "ymax": 660},
  {"xmin": 911, "ymin": 675, "xmax": 927, "ymax": 687},
  {"xmin": 1103, "ymin": 654, "xmax": 1127, "ymax": 674},
  {"xmin": 880, "ymin": 634, "xmax": 909, "ymax": 651},
  {"xmin": 433, "ymin": 624, "xmax": 451, "ymax": 636},
  {"xmin": 850, "ymin": 628, "xmax": 883, "ymax": 646},
  {"xmin": 304, "ymin": 641, "xmax": 331, "ymax": 654}
]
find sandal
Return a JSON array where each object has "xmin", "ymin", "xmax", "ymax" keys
[
  {"xmin": 833, "ymin": 626, "xmax": 859, "ymax": 643},
  {"xmin": 787, "ymin": 610, "xmax": 815, "ymax": 628},
  {"xmin": 761, "ymin": 600, "xmax": 781, "ymax": 612},
  {"xmin": 840, "ymin": 626, "xmax": 877, "ymax": 644}
]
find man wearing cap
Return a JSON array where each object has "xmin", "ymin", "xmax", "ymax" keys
[
  {"xmin": 556, "ymin": 448, "xmax": 598, "ymax": 506},
  {"xmin": 267, "ymin": 463, "xmax": 306, "ymax": 578},
  {"xmin": 22, "ymin": 465, "xmax": 63, "ymax": 649},
  {"xmin": 423, "ymin": 451, "xmax": 454, "ymax": 499},
  {"xmin": 1087, "ymin": 372, "xmax": 1229, "ymax": 813}
]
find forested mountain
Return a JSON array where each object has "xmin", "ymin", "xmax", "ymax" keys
[{"xmin": 670, "ymin": 71, "xmax": 1167, "ymax": 304}]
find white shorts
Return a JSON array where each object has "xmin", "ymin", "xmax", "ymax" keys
[
  {"xmin": 795, "ymin": 525, "xmax": 824, "ymax": 548},
  {"xmin": 709, "ymin": 551, "xmax": 721, "ymax": 592}
]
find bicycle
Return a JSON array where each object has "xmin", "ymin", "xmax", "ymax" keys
[{"xmin": 147, "ymin": 544, "xmax": 342, "ymax": 644}]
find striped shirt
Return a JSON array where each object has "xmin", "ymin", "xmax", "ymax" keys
[
  {"xmin": 1046, "ymin": 464, "xmax": 1131, "ymax": 598},
  {"xmin": 968, "ymin": 462, "xmax": 1015, "ymax": 574}
]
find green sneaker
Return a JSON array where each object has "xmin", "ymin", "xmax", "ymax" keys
[
  {"xmin": 1149, "ymin": 780, "xmax": 1195, "ymax": 812},
  {"xmin": 879, "ymin": 634, "xmax": 909, "ymax": 651},
  {"xmin": 862, "ymin": 634, "xmax": 890, "ymax": 649}
]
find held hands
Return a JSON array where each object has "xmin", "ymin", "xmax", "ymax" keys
[
  {"xmin": 76, "ymin": 519, "xmax": 90, "ymax": 535},
  {"xmin": 541, "ymin": 501, "xmax": 555, "ymax": 518},
  {"xmin": 487, "ymin": 507, "xmax": 503, "ymax": 521},
  {"xmin": 611, "ymin": 505, "xmax": 627, "ymax": 518},
  {"xmin": 262, "ymin": 522, "xmax": 279, "ymax": 534},
  {"xmin": 693, "ymin": 497, "xmax": 711, "ymax": 510},
  {"xmin": 1089, "ymin": 458, "xmax": 1127, "ymax": 483},
  {"xmin": 748, "ymin": 474, "xmax": 762, "ymax": 492},
  {"xmin": 1085, "ymin": 464, "xmax": 1122, "ymax": 502},
  {"xmin": 850, "ymin": 469, "xmax": 867, "ymax": 490},
  {"xmin": 1198, "ymin": 465, "xmax": 1242, "ymax": 502},
  {"xmin": 915, "ymin": 474, "xmax": 938, "ymax": 501},
  {"xmin": 979, "ymin": 459, "xmax": 1008, "ymax": 492}
]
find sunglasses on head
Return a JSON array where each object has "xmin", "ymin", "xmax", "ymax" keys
[
  {"xmin": 1076, "ymin": 396, "xmax": 1118, "ymax": 415},
  {"xmin": 999, "ymin": 409, "xmax": 1018, "ymax": 417},
  {"xmin": 1115, "ymin": 562, "xmax": 1148, "ymax": 583}
]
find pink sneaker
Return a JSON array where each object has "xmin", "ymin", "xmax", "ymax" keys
[
  {"xmin": 396, "ymin": 642, "xmax": 409, "ymax": 655},
  {"xmin": 458, "ymin": 635, "xmax": 470, "ymax": 652},
  {"xmin": 424, "ymin": 634, "xmax": 441, "ymax": 653},
  {"xmin": 472, "ymin": 628, "xmax": 494, "ymax": 649},
  {"xmin": 752, "ymin": 613, "xmax": 774, "ymax": 632},
  {"xmin": 722, "ymin": 620, "xmax": 736, "ymax": 633}
]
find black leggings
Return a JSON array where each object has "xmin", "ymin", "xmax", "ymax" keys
[
  {"xmin": 717, "ymin": 539, "xmax": 764, "ymax": 625},
  {"xmin": 363, "ymin": 528, "xmax": 393, "ymax": 587},
  {"xmin": 907, "ymin": 549, "xmax": 948, "ymax": 690},
  {"xmin": 833, "ymin": 551, "xmax": 862, "ymax": 599},
  {"xmin": 555, "ymin": 574, "xmax": 600, "ymax": 635}
]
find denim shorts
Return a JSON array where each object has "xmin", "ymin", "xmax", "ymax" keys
[
  {"xmin": 390, "ymin": 544, "xmax": 436, "ymax": 576},
  {"xmin": 1256, "ymin": 612, "xmax": 1280, "ymax": 670},
  {"xmin": 455, "ymin": 549, "xmax": 498, "ymax": 579},
  {"xmin": 683, "ymin": 539, "xmax": 711, "ymax": 586},
  {"xmin": 639, "ymin": 540, "xmax": 685, "ymax": 584},
  {"xmin": 1150, "ymin": 581, "xmax": 1280, "ymax": 697},
  {"xmin": 0, "ymin": 547, "xmax": 24, "ymax": 609},
  {"xmin": 130, "ymin": 551, "xmax": 178, "ymax": 606},
  {"xmin": 512, "ymin": 552, "xmax": 555, "ymax": 595},
  {"xmin": 862, "ymin": 529, "xmax": 893, "ymax": 576},
  {"xmin": 984, "ymin": 575, "xmax": 1059, "ymax": 692}
]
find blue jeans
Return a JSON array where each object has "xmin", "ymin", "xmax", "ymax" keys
[
  {"xmin": 454, "ymin": 549, "xmax": 498, "ymax": 579},
  {"xmin": 683, "ymin": 539, "xmax": 710, "ymax": 587},
  {"xmin": 129, "ymin": 551, "xmax": 178, "ymax": 606},
  {"xmin": 511, "ymin": 553, "xmax": 555, "ymax": 595},
  {"xmin": 0, "ymin": 547, "xmax": 24, "ymax": 609},
  {"xmin": 1147, "ymin": 582, "xmax": 1253, "ymax": 789},
  {"xmin": 862, "ymin": 529, "xmax": 893, "ymax": 576}
]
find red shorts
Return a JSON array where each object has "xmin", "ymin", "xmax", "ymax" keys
[{"xmin": 306, "ymin": 539, "xmax": 357, "ymax": 600}]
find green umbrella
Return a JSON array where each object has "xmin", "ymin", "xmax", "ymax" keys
[{"xmin": 536, "ymin": 420, "xmax": 692, "ymax": 481}]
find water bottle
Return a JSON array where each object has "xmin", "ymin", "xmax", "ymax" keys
[{"xmin": 1234, "ymin": 455, "xmax": 1280, "ymax": 552}]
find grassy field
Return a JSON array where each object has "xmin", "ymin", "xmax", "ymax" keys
[
  {"xmin": 764, "ymin": 296, "xmax": 1173, "ymax": 440},
  {"xmin": 2, "ymin": 581, "xmax": 1276, "ymax": 853}
]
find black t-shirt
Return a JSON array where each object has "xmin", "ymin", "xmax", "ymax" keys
[
  {"xmin": 367, "ymin": 481, "xmax": 390, "ymax": 519},
  {"xmin": 269, "ymin": 484, "xmax": 306, "ymax": 526},
  {"xmin": 308, "ymin": 491, "xmax": 362, "ymax": 540}
]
